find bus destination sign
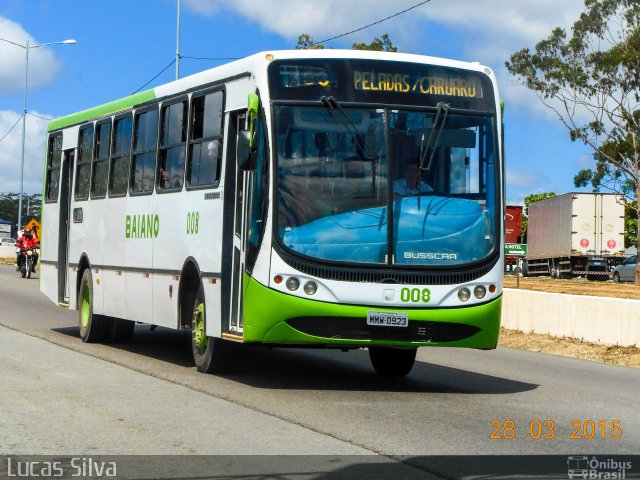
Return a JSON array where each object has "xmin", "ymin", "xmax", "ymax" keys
[
  {"xmin": 354, "ymin": 71, "xmax": 483, "ymax": 99},
  {"xmin": 270, "ymin": 59, "xmax": 495, "ymax": 110}
]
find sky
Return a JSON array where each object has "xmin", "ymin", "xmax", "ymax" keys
[{"xmin": 0, "ymin": 0, "xmax": 594, "ymax": 203}]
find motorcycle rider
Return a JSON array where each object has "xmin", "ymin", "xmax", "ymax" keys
[{"xmin": 15, "ymin": 228, "xmax": 39, "ymax": 272}]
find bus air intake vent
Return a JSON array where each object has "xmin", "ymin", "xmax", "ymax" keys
[
  {"xmin": 282, "ymin": 258, "xmax": 492, "ymax": 285},
  {"xmin": 287, "ymin": 317, "xmax": 480, "ymax": 343}
]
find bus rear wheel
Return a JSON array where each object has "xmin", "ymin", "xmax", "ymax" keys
[
  {"xmin": 368, "ymin": 347, "xmax": 417, "ymax": 377},
  {"xmin": 78, "ymin": 269, "xmax": 108, "ymax": 343},
  {"xmin": 191, "ymin": 286, "xmax": 230, "ymax": 373}
]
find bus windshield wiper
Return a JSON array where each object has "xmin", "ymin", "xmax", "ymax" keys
[
  {"xmin": 321, "ymin": 96, "xmax": 377, "ymax": 162},
  {"xmin": 417, "ymin": 101, "xmax": 450, "ymax": 209},
  {"xmin": 419, "ymin": 102, "xmax": 450, "ymax": 173},
  {"xmin": 322, "ymin": 96, "xmax": 378, "ymax": 197}
]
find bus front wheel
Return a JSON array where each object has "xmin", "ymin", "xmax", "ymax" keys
[
  {"xmin": 78, "ymin": 269, "xmax": 108, "ymax": 343},
  {"xmin": 191, "ymin": 286, "xmax": 230, "ymax": 373},
  {"xmin": 368, "ymin": 346, "xmax": 417, "ymax": 377}
]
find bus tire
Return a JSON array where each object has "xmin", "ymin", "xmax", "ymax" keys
[
  {"xmin": 78, "ymin": 269, "xmax": 108, "ymax": 343},
  {"xmin": 106, "ymin": 318, "xmax": 135, "ymax": 343},
  {"xmin": 191, "ymin": 286, "xmax": 230, "ymax": 373},
  {"xmin": 368, "ymin": 347, "xmax": 417, "ymax": 377}
]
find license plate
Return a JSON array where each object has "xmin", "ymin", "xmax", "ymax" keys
[{"xmin": 366, "ymin": 311, "xmax": 408, "ymax": 327}]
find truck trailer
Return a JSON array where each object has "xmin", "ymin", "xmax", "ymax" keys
[{"xmin": 524, "ymin": 193, "xmax": 625, "ymax": 279}]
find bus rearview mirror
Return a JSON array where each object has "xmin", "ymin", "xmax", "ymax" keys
[{"xmin": 237, "ymin": 130, "xmax": 256, "ymax": 170}]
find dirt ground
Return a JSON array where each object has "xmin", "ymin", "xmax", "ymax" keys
[
  {"xmin": 499, "ymin": 328, "xmax": 640, "ymax": 368},
  {"xmin": 504, "ymin": 274, "xmax": 640, "ymax": 299},
  {"xmin": 1, "ymin": 257, "xmax": 637, "ymax": 368},
  {"xmin": 0, "ymin": 257, "xmax": 16, "ymax": 266}
]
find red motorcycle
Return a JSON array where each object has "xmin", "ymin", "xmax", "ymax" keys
[{"xmin": 18, "ymin": 246, "xmax": 38, "ymax": 279}]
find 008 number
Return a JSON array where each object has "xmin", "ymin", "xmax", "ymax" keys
[
  {"xmin": 400, "ymin": 287, "xmax": 430, "ymax": 303},
  {"xmin": 187, "ymin": 211, "xmax": 200, "ymax": 235}
]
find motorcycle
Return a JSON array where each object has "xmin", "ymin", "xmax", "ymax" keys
[{"xmin": 19, "ymin": 247, "xmax": 38, "ymax": 279}]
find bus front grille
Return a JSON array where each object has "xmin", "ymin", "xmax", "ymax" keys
[
  {"xmin": 282, "ymin": 257, "xmax": 493, "ymax": 285},
  {"xmin": 286, "ymin": 317, "xmax": 480, "ymax": 343}
]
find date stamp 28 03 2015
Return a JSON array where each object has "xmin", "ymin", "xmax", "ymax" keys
[{"xmin": 490, "ymin": 419, "xmax": 623, "ymax": 440}]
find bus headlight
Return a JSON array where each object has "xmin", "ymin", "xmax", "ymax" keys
[
  {"xmin": 458, "ymin": 288, "xmax": 471, "ymax": 302},
  {"xmin": 474, "ymin": 285, "xmax": 486, "ymax": 299},
  {"xmin": 303, "ymin": 281, "xmax": 317, "ymax": 295},
  {"xmin": 286, "ymin": 277, "xmax": 300, "ymax": 291}
]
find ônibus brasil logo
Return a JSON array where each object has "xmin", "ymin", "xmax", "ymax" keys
[{"xmin": 567, "ymin": 456, "xmax": 632, "ymax": 479}]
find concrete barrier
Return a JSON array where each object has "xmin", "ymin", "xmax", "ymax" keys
[
  {"xmin": 502, "ymin": 288, "xmax": 640, "ymax": 347},
  {"xmin": 0, "ymin": 245, "xmax": 17, "ymax": 258}
]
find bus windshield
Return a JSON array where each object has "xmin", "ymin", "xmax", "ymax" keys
[{"xmin": 275, "ymin": 105, "xmax": 498, "ymax": 267}]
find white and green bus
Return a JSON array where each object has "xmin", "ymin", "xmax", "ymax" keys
[{"xmin": 40, "ymin": 49, "xmax": 504, "ymax": 376}]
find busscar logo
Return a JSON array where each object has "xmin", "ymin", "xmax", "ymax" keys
[
  {"xmin": 404, "ymin": 252, "xmax": 457, "ymax": 260},
  {"xmin": 567, "ymin": 456, "xmax": 632, "ymax": 479}
]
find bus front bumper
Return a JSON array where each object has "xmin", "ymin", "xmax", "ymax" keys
[{"xmin": 242, "ymin": 277, "xmax": 501, "ymax": 349}]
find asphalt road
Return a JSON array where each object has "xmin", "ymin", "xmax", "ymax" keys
[{"xmin": 0, "ymin": 265, "xmax": 638, "ymax": 478}]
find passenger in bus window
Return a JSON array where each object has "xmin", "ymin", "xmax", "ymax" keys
[
  {"xmin": 160, "ymin": 167, "xmax": 169, "ymax": 188},
  {"xmin": 393, "ymin": 163, "xmax": 432, "ymax": 198},
  {"xmin": 160, "ymin": 150, "xmax": 186, "ymax": 189},
  {"xmin": 200, "ymin": 140, "xmax": 218, "ymax": 184}
]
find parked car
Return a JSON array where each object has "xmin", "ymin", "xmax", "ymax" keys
[
  {"xmin": 612, "ymin": 255, "xmax": 637, "ymax": 282},
  {"xmin": 0, "ymin": 237, "xmax": 16, "ymax": 247}
]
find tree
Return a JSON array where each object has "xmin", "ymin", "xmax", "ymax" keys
[
  {"xmin": 521, "ymin": 192, "xmax": 556, "ymax": 242},
  {"xmin": 0, "ymin": 192, "xmax": 41, "ymax": 228},
  {"xmin": 625, "ymin": 199, "xmax": 638, "ymax": 248},
  {"xmin": 296, "ymin": 33, "xmax": 397, "ymax": 51},
  {"xmin": 506, "ymin": 0, "xmax": 640, "ymax": 282},
  {"xmin": 352, "ymin": 34, "xmax": 398, "ymax": 52},
  {"xmin": 295, "ymin": 34, "xmax": 326, "ymax": 50}
]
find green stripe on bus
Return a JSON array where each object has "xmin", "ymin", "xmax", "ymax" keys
[
  {"xmin": 242, "ymin": 276, "xmax": 501, "ymax": 348},
  {"xmin": 47, "ymin": 89, "xmax": 157, "ymax": 132}
]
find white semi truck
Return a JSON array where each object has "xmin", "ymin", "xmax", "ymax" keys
[{"xmin": 524, "ymin": 193, "xmax": 626, "ymax": 279}]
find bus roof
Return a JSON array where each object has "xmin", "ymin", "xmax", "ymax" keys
[{"xmin": 47, "ymin": 49, "xmax": 494, "ymax": 133}]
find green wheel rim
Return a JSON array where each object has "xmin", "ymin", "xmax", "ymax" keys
[
  {"xmin": 81, "ymin": 283, "xmax": 90, "ymax": 329},
  {"xmin": 192, "ymin": 303, "xmax": 208, "ymax": 350}
]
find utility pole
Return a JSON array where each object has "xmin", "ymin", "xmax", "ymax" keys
[{"xmin": 176, "ymin": 0, "xmax": 181, "ymax": 80}]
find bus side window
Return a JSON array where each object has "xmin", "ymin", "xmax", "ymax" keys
[
  {"xmin": 45, "ymin": 134, "xmax": 63, "ymax": 202},
  {"xmin": 75, "ymin": 124, "xmax": 93, "ymax": 201},
  {"xmin": 131, "ymin": 108, "xmax": 159, "ymax": 194},
  {"xmin": 187, "ymin": 90, "xmax": 223, "ymax": 188},
  {"xmin": 109, "ymin": 114, "xmax": 132, "ymax": 197},
  {"xmin": 91, "ymin": 120, "xmax": 111, "ymax": 199},
  {"xmin": 158, "ymin": 100, "xmax": 187, "ymax": 191}
]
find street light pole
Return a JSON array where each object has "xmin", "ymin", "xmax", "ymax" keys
[
  {"xmin": 18, "ymin": 38, "xmax": 29, "ymax": 230},
  {"xmin": 176, "ymin": 0, "xmax": 181, "ymax": 80},
  {"xmin": 0, "ymin": 37, "xmax": 76, "ymax": 230}
]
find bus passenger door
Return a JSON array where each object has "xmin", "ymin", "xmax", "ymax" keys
[
  {"xmin": 229, "ymin": 114, "xmax": 251, "ymax": 334},
  {"xmin": 58, "ymin": 149, "xmax": 73, "ymax": 303}
]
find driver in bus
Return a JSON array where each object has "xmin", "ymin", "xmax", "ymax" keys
[
  {"xmin": 15, "ymin": 228, "xmax": 39, "ymax": 272},
  {"xmin": 393, "ymin": 163, "xmax": 432, "ymax": 197}
]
